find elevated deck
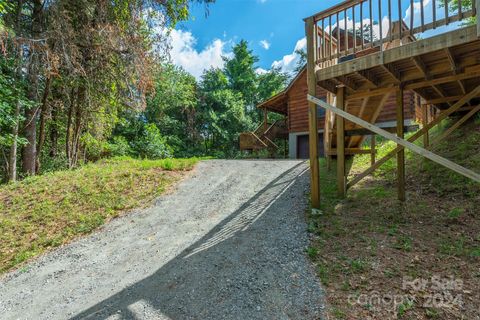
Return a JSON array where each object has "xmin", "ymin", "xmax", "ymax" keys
[{"xmin": 304, "ymin": 0, "xmax": 480, "ymax": 208}]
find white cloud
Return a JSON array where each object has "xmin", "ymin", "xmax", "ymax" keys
[
  {"xmin": 259, "ymin": 40, "xmax": 271, "ymax": 50},
  {"xmin": 168, "ymin": 29, "xmax": 232, "ymax": 79},
  {"xmin": 271, "ymin": 37, "xmax": 306, "ymax": 74},
  {"xmin": 255, "ymin": 68, "xmax": 268, "ymax": 75}
]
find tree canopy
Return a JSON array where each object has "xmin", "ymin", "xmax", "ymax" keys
[{"xmin": 0, "ymin": 2, "xmax": 288, "ymax": 182}]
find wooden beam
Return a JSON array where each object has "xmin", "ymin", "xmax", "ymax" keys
[
  {"xmin": 397, "ymin": 88, "xmax": 406, "ymax": 201},
  {"xmin": 371, "ymin": 135, "xmax": 376, "ymax": 166},
  {"xmin": 458, "ymin": 80, "xmax": 467, "ymax": 95},
  {"xmin": 412, "ymin": 56, "xmax": 430, "ymax": 79},
  {"xmin": 344, "ymin": 84, "xmax": 480, "ymax": 188},
  {"xmin": 405, "ymin": 65, "xmax": 480, "ymax": 90},
  {"xmin": 335, "ymin": 76, "xmax": 358, "ymax": 92},
  {"xmin": 348, "ymin": 65, "xmax": 480, "ymax": 100},
  {"xmin": 370, "ymin": 94, "xmax": 390, "ymax": 123},
  {"xmin": 327, "ymin": 148, "xmax": 372, "ymax": 156},
  {"xmin": 431, "ymin": 84, "xmax": 446, "ymax": 98},
  {"xmin": 306, "ymin": 17, "xmax": 321, "ymax": 209},
  {"xmin": 381, "ymin": 64, "xmax": 402, "ymax": 83},
  {"xmin": 358, "ymin": 96, "xmax": 370, "ymax": 119},
  {"xmin": 431, "ymin": 105, "xmax": 480, "ymax": 146},
  {"xmin": 424, "ymin": 95, "xmax": 463, "ymax": 105},
  {"xmin": 308, "ymin": 94, "xmax": 480, "ymax": 183},
  {"xmin": 318, "ymin": 80, "xmax": 338, "ymax": 94},
  {"xmin": 336, "ymin": 87, "xmax": 346, "ymax": 197},
  {"xmin": 345, "ymin": 125, "xmax": 419, "ymax": 137},
  {"xmin": 356, "ymin": 70, "xmax": 380, "ymax": 87},
  {"xmin": 347, "ymin": 86, "xmax": 396, "ymax": 100},
  {"xmin": 422, "ymin": 104, "xmax": 430, "ymax": 148},
  {"xmin": 444, "ymin": 48, "xmax": 459, "ymax": 74}
]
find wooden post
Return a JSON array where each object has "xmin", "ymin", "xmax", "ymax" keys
[
  {"xmin": 396, "ymin": 88, "xmax": 406, "ymax": 202},
  {"xmin": 477, "ymin": 0, "xmax": 480, "ymax": 37},
  {"xmin": 422, "ymin": 104, "xmax": 430, "ymax": 148},
  {"xmin": 263, "ymin": 108, "xmax": 268, "ymax": 132},
  {"xmin": 305, "ymin": 17, "xmax": 321, "ymax": 209},
  {"xmin": 370, "ymin": 135, "xmax": 376, "ymax": 166},
  {"xmin": 336, "ymin": 86, "xmax": 346, "ymax": 197}
]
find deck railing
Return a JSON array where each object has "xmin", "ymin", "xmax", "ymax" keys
[{"xmin": 306, "ymin": 0, "xmax": 478, "ymax": 65}]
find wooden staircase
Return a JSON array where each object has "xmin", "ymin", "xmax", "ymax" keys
[{"xmin": 240, "ymin": 119, "xmax": 288, "ymax": 153}]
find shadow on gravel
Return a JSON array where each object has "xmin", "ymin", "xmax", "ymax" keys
[{"xmin": 72, "ymin": 162, "xmax": 325, "ymax": 320}]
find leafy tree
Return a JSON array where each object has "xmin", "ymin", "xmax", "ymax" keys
[
  {"xmin": 133, "ymin": 124, "xmax": 173, "ymax": 159},
  {"xmin": 224, "ymin": 40, "xmax": 259, "ymax": 114},
  {"xmin": 198, "ymin": 67, "xmax": 250, "ymax": 156},
  {"xmin": 257, "ymin": 67, "xmax": 289, "ymax": 103},
  {"xmin": 0, "ymin": 56, "xmax": 33, "ymax": 181},
  {"xmin": 146, "ymin": 64, "xmax": 199, "ymax": 156},
  {"xmin": 0, "ymin": 0, "xmax": 215, "ymax": 179},
  {"xmin": 294, "ymin": 49, "xmax": 307, "ymax": 74}
]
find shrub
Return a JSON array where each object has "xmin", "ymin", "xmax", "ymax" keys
[
  {"xmin": 134, "ymin": 124, "xmax": 173, "ymax": 159},
  {"xmin": 108, "ymin": 136, "xmax": 132, "ymax": 157}
]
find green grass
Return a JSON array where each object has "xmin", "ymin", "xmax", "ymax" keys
[
  {"xmin": 0, "ymin": 157, "xmax": 200, "ymax": 273},
  {"xmin": 308, "ymin": 118, "xmax": 480, "ymax": 318}
]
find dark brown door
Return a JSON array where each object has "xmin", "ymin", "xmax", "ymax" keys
[{"xmin": 296, "ymin": 134, "xmax": 324, "ymax": 159}]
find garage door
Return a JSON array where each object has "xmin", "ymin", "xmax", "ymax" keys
[{"xmin": 297, "ymin": 134, "xmax": 324, "ymax": 159}]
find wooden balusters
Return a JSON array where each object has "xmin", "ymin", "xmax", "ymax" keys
[
  {"xmin": 379, "ymin": 0, "xmax": 383, "ymax": 44},
  {"xmin": 458, "ymin": 0, "xmax": 462, "ymax": 20},
  {"xmin": 420, "ymin": 0, "xmax": 425, "ymax": 32},
  {"xmin": 344, "ymin": 9, "xmax": 348, "ymax": 55},
  {"xmin": 445, "ymin": 0, "xmax": 449, "ymax": 25},
  {"xmin": 361, "ymin": 2, "xmax": 365, "ymax": 49},
  {"xmin": 388, "ymin": 0, "xmax": 393, "ymax": 42},
  {"xmin": 308, "ymin": 0, "xmax": 477, "ymax": 64},
  {"xmin": 370, "ymin": 0, "xmax": 374, "ymax": 45},
  {"xmin": 410, "ymin": 0, "xmax": 414, "ymax": 34},
  {"xmin": 398, "ymin": 0, "xmax": 403, "ymax": 39}
]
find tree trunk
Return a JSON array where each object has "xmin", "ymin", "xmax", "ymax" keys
[
  {"xmin": 66, "ymin": 87, "xmax": 76, "ymax": 166},
  {"xmin": 71, "ymin": 87, "xmax": 85, "ymax": 167},
  {"xmin": 21, "ymin": 0, "xmax": 43, "ymax": 176},
  {"xmin": 36, "ymin": 77, "xmax": 51, "ymax": 173},
  {"xmin": 8, "ymin": 101, "xmax": 21, "ymax": 182},
  {"xmin": 22, "ymin": 106, "xmax": 38, "ymax": 175},
  {"xmin": 49, "ymin": 106, "xmax": 58, "ymax": 157}
]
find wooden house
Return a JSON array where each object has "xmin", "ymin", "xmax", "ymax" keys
[{"xmin": 240, "ymin": 22, "xmax": 420, "ymax": 159}]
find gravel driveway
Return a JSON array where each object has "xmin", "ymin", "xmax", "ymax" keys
[{"xmin": 0, "ymin": 160, "xmax": 325, "ymax": 320}]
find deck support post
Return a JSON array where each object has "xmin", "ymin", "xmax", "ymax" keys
[
  {"xmin": 477, "ymin": 0, "xmax": 480, "ymax": 37},
  {"xmin": 370, "ymin": 135, "xmax": 376, "ymax": 166},
  {"xmin": 305, "ymin": 17, "xmax": 320, "ymax": 209},
  {"xmin": 422, "ymin": 104, "xmax": 430, "ymax": 148},
  {"xmin": 396, "ymin": 87, "xmax": 406, "ymax": 202},
  {"xmin": 336, "ymin": 86, "xmax": 346, "ymax": 197}
]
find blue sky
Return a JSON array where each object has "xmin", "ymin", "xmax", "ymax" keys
[
  {"xmin": 169, "ymin": 0, "xmax": 461, "ymax": 79},
  {"xmin": 180, "ymin": 0, "xmax": 329, "ymax": 70}
]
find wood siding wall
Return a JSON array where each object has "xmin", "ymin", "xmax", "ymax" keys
[{"xmin": 288, "ymin": 71, "xmax": 327, "ymax": 133}]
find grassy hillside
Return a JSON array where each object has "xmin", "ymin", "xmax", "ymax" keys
[
  {"xmin": 0, "ymin": 157, "xmax": 200, "ymax": 274},
  {"xmin": 308, "ymin": 116, "xmax": 480, "ymax": 319}
]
